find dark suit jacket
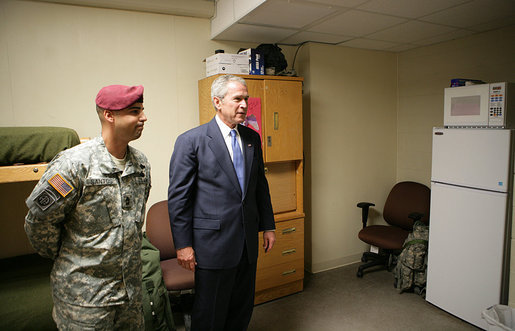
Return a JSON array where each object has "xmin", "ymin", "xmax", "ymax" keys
[{"xmin": 168, "ymin": 117, "xmax": 275, "ymax": 269}]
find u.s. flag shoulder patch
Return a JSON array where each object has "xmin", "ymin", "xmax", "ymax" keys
[{"xmin": 48, "ymin": 173, "xmax": 74, "ymax": 197}]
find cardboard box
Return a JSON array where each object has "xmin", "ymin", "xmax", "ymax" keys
[
  {"xmin": 206, "ymin": 53, "xmax": 249, "ymax": 66},
  {"xmin": 205, "ymin": 53, "xmax": 250, "ymax": 77},
  {"xmin": 206, "ymin": 63, "xmax": 249, "ymax": 77},
  {"xmin": 238, "ymin": 48, "xmax": 264, "ymax": 75}
]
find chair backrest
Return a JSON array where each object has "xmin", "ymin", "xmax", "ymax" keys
[
  {"xmin": 146, "ymin": 200, "xmax": 176, "ymax": 260},
  {"xmin": 383, "ymin": 181, "xmax": 430, "ymax": 231}
]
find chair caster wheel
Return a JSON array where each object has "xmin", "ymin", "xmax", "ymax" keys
[{"xmin": 357, "ymin": 270, "xmax": 363, "ymax": 278}]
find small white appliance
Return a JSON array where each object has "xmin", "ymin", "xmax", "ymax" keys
[
  {"xmin": 444, "ymin": 82, "xmax": 513, "ymax": 128},
  {"xmin": 426, "ymin": 127, "xmax": 514, "ymax": 329}
]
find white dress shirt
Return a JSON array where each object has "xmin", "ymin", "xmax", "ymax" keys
[{"xmin": 215, "ymin": 114, "xmax": 243, "ymax": 162}]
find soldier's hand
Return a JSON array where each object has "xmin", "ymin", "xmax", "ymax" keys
[{"xmin": 177, "ymin": 247, "xmax": 196, "ymax": 271}]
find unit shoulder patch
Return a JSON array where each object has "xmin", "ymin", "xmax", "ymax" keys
[{"xmin": 34, "ymin": 188, "xmax": 59, "ymax": 211}]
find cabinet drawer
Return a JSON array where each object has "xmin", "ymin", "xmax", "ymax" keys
[
  {"xmin": 255, "ymin": 258, "xmax": 304, "ymax": 292},
  {"xmin": 258, "ymin": 218, "xmax": 303, "ymax": 268},
  {"xmin": 265, "ymin": 162, "xmax": 297, "ymax": 214}
]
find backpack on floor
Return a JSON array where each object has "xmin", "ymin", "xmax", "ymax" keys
[
  {"xmin": 141, "ymin": 233, "xmax": 176, "ymax": 331},
  {"xmin": 394, "ymin": 220, "xmax": 429, "ymax": 296}
]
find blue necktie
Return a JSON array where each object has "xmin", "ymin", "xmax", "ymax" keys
[{"xmin": 231, "ymin": 129, "xmax": 245, "ymax": 193}]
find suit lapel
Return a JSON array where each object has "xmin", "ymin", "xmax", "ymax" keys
[{"xmin": 207, "ymin": 118, "xmax": 242, "ymax": 195}]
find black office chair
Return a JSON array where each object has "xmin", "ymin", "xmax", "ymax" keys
[{"xmin": 356, "ymin": 181, "xmax": 430, "ymax": 278}]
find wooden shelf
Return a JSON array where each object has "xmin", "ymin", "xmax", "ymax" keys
[{"xmin": 0, "ymin": 164, "xmax": 47, "ymax": 184}]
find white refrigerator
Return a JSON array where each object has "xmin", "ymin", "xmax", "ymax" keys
[{"xmin": 426, "ymin": 128, "xmax": 513, "ymax": 329}]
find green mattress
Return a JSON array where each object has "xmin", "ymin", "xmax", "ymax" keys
[
  {"xmin": 0, "ymin": 127, "xmax": 80, "ymax": 166},
  {"xmin": 0, "ymin": 254, "xmax": 56, "ymax": 330}
]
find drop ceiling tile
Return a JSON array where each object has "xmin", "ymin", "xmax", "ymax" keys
[
  {"xmin": 386, "ymin": 43, "xmax": 419, "ymax": 52},
  {"xmin": 413, "ymin": 29, "xmax": 475, "ymax": 46},
  {"xmin": 356, "ymin": 0, "xmax": 470, "ymax": 19},
  {"xmin": 421, "ymin": 0, "xmax": 515, "ymax": 29},
  {"xmin": 367, "ymin": 20, "xmax": 456, "ymax": 43},
  {"xmin": 239, "ymin": 0, "xmax": 337, "ymax": 29},
  {"xmin": 213, "ymin": 23, "xmax": 297, "ymax": 43},
  {"xmin": 308, "ymin": 9, "xmax": 407, "ymax": 36},
  {"xmin": 469, "ymin": 15, "xmax": 515, "ymax": 32},
  {"xmin": 339, "ymin": 38, "xmax": 401, "ymax": 50},
  {"xmin": 280, "ymin": 31, "xmax": 353, "ymax": 44}
]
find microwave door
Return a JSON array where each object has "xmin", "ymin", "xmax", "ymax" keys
[{"xmin": 444, "ymin": 84, "xmax": 489, "ymax": 127}]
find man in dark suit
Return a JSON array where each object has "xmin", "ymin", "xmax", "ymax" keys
[{"xmin": 168, "ymin": 74, "xmax": 276, "ymax": 330}]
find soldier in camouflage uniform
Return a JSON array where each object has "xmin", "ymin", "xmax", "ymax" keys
[{"xmin": 24, "ymin": 85, "xmax": 151, "ymax": 330}]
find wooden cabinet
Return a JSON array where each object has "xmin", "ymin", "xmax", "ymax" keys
[
  {"xmin": 199, "ymin": 75, "xmax": 303, "ymax": 163},
  {"xmin": 198, "ymin": 74, "xmax": 304, "ymax": 304}
]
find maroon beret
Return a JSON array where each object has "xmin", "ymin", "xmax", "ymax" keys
[{"xmin": 95, "ymin": 85, "xmax": 144, "ymax": 110}]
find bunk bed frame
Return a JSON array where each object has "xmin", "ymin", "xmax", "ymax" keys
[{"xmin": 0, "ymin": 164, "xmax": 47, "ymax": 184}]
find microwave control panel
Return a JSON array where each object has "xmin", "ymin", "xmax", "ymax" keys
[{"xmin": 488, "ymin": 82, "xmax": 506, "ymax": 127}]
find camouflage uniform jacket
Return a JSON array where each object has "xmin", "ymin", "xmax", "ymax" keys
[{"xmin": 25, "ymin": 136, "xmax": 151, "ymax": 307}]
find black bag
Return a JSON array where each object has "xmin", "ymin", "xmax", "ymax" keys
[
  {"xmin": 256, "ymin": 44, "xmax": 288, "ymax": 74},
  {"xmin": 141, "ymin": 233, "xmax": 176, "ymax": 331}
]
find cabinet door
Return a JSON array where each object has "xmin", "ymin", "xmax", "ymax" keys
[
  {"xmin": 265, "ymin": 162, "xmax": 297, "ymax": 214},
  {"xmin": 263, "ymin": 80, "xmax": 303, "ymax": 162}
]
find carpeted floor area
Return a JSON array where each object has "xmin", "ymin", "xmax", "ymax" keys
[
  {"xmin": 247, "ymin": 263, "xmax": 479, "ymax": 331},
  {"xmin": 1, "ymin": 256, "xmax": 480, "ymax": 331}
]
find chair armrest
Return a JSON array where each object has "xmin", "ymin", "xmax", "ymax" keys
[{"xmin": 357, "ymin": 202, "xmax": 375, "ymax": 229}]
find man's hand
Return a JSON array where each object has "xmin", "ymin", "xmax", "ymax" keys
[
  {"xmin": 263, "ymin": 231, "xmax": 276, "ymax": 253},
  {"xmin": 176, "ymin": 246, "xmax": 196, "ymax": 271}
]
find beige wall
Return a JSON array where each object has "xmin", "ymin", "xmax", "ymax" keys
[
  {"xmin": 397, "ymin": 25, "xmax": 515, "ymax": 186},
  {"xmin": 396, "ymin": 25, "xmax": 515, "ymax": 306},
  {"xmin": 0, "ymin": 0, "xmax": 260, "ymax": 257},
  {"xmin": 2, "ymin": 0, "xmax": 514, "ymax": 291},
  {"xmin": 297, "ymin": 43, "xmax": 398, "ymax": 272},
  {"xmin": 298, "ymin": 25, "xmax": 515, "ymax": 273}
]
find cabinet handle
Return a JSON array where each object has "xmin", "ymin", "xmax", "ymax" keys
[
  {"xmin": 264, "ymin": 167, "xmax": 268, "ymax": 174},
  {"xmin": 273, "ymin": 112, "xmax": 279, "ymax": 130},
  {"xmin": 33, "ymin": 168, "xmax": 39, "ymax": 173},
  {"xmin": 282, "ymin": 248, "xmax": 296, "ymax": 255},
  {"xmin": 282, "ymin": 269, "xmax": 296, "ymax": 276},
  {"xmin": 282, "ymin": 227, "xmax": 296, "ymax": 234}
]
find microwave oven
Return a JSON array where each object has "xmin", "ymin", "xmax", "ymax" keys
[{"xmin": 444, "ymin": 82, "xmax": 513, "ymax": 128}]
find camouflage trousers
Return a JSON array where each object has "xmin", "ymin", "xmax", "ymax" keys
[{"xmin": 52, "ymin": 298, "xmax": 144, "ymax": 331}]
